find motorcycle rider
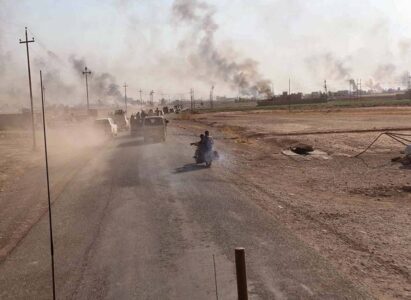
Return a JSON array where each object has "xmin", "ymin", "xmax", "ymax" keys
[
  {"xmin": 190, "ymin": 134, "xmax": 205, "ymax": 159},
  {"xmin": 204, "ymin": 130, "xmax": 214, "ymax": 152}
]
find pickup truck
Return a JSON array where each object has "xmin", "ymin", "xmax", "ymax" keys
[{"xmin": 143, "ymin": 116, "xmax": 168, "ymax": 143}]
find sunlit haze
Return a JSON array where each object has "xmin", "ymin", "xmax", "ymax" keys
[{"xmin": 1, "ymin": 0, "xmax": 411, "ymax": 110}]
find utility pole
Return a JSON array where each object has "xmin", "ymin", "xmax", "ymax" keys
[
  {"xmin": 149, "ymin": 90, "xmax": 154, "ymax": 105},
  {"xmin": 288, "ymin": 78, "xmax": 291, "ymax": 95},
  {"xmin": 39, "ymin": 70, "xmax": 56, "ymax": 300},
  {"xmin": 190, "ymin": 88, "xmax": 194, "ymax": 111},
  {"xmin": 19, "ymin": 27, "xmax": 36, "ymax": 150},
  {"xmin": 324, "ymin": 79, "xmax": 328, "ymax": 100},
  {"xmin": 139, "ymin": 89, "xmax": 143, "ymax": 108},
  {"xmin": 359, "ymin": 79, "xmax": 362, "ymax": 99},
  {"xmin": 123, "ymin": 83, "xmax": 128, "ymax": 114},
  {"xmin": 271, "ymin": 82, "xmax": 274, "ymax": 97},
  {"xmin": 82, "ymin": 67, "xmax": 91, "ymax": 111},
  {"xmin": 210, "ymin": 85, "xmax": 214, "ymax": 109},
  {"xmin": 288, "ymin": 78, "xmax": 291, "ymax": 112}
]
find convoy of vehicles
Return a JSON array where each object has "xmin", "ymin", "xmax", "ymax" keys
[
  {"xmin": 94, "ymin": 118, "xmax": 118, "ymax": 137},
  {"xmin": 130, "ymin": 116, "xmax": 143, "ymax": 137},
  {"xmin": 93, "ymin": 107, "xmax": 195, "ymax": 151},
  {"xmin": 143, "ymin": 116, "xmax": 168, "ymax": 143},
  {"xmin": 111, "ymin": 109, "xmax": 129, "ymax": 131}
]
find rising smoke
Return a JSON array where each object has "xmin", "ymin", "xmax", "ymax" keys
[
  {"xmin": 172, "ymin": 0, "xmax": 272, "ymax": 97},
  {"xmin": 69, "ymin": 55, "xmax": 123, "ymax": 104},
  {"xmin": 305, "ymin": 52, "xmax": 351, "ymax": 81},
  {"xmin": 33, "ymin": 52, "xmax": 76, "ymax": 102},
  {"xmin": 363, "ymin": 64, "xmax": 397, "ymax": 91}
]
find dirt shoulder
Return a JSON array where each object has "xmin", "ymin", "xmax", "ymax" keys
[
  {"xmin": 0, "ymin": 125, "xmax": 108, "ymax": 261},
  {"xmin": 174, "ymin": 107, "xmax": 411, "ymax": 299}
]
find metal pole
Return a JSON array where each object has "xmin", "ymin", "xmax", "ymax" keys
[
  {"xmin": 123, "ymin": 83, "xmax": 128, "ymax": 114},
  {"xmin": 40, "ymin": 71, "xmax": 56, "ymax": 300},
  {"xmin": 360, "ymin": 79, "xmax": 362, "ymax": 98},
  {"xmin": 210, "ymin": 85, "xmax": 214, "ymax": 109},
  {"xmin": 190, "ymin": 88, "xmax": 193, "ymax": 112},
  {"xmin": 82, "ymin": 67, "xmax": 91, "ymax": 111},
  {"xmin": 85, "ymin": 74, "xmax": 89, "ymax": 109},
  {"xmin": 19, "ymin": 27, "xmax": 36, "ymax": 150},
  {"xmin": 192, "ymin": 89, "xmax": 195, "ymax": 110},
  {"xmin": 288, "ymin": 78, "xmax": 291, "ymax": 112},
  {"xmin": 235, "ymin": 248, "xmax": 248, "ymax": 300},
  {"xmin": 213, "ymin": 254, "xmax": 219, "ymax": 300}
]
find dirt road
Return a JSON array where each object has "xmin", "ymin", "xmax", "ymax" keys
[{"xmin": 0, "ymin": 126, "xmax": 369, "ymax": 299}]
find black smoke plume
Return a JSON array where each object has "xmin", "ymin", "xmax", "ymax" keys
[
  {"xmin": 305, "ymin": 52, "xmax": 351, "ymax": 81},
  {"xmin": 69, "ymin": 55, "xmax": 123, "ymax": 103},
  {"xmin": 172, "ymin": 0, "xmax": 272, "ymax": 97}
]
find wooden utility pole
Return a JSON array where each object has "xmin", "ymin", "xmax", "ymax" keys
[
  {"xmin": 82, "ymin": 67, "xmax": 91, "ymax": 110},
  {"xmin": 149, "ymin": 90, "xmax": 154, "ymax": 105},
  {"xmin": 190, "ymin": 88, "xmax": 194, "ymax": 111},
  {"xmin": 139, "ymin": 89, "xmax": 143, "ymax": 108},
  {"xmin": 19, "ymin": 27, "xmax": 36, "ymax": 150},
  {"xmin": 123, "ymin": 83, "xmax": 128, "ymax": 114},
  {"xmin": 210, "ymin": 85, "xmax": 214, "ymax": 109},
  {"xmin": 288, "ymin": 78, "xmax": 291, "ymax": 112},
  {"xmin": 359, "ymin": 79, "xmax": 362, "ymax": 99}
]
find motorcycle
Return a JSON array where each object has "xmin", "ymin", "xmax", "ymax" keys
[{"xmin": 191, "ymin": 144, "xmax": 219, "ymax": 168}]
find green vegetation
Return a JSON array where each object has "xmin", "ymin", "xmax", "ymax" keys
[{"xmin": 196, "ymin": 98, "xmax": 411, "ymax": 114}]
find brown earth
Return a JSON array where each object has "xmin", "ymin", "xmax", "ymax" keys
[
  {"xmin": 176, "ymin": 106, "xmax": 411, "ymax": 299},
  {"xmin": 0, "ymin": 124, "xmax": 107, "ymax": 261},
  {"xmin": 1, "ymin": 108, "xmax": 410, "ymax": 299}
]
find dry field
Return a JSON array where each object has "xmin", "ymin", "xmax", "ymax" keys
[{"xmin": 178, "ymin": 106, "xmax": 411, "ymax": 299}]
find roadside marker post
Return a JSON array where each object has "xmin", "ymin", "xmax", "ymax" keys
[{"xmin": 235, "ymin": 247, "xmax": 248, "ymax": 300}]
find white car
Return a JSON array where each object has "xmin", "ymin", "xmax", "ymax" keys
[{"xmin": 94, "ymin": 118, "xmax": 118, "ymax": 137}]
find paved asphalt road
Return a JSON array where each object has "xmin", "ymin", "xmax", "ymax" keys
[{"xmin": 0, "ymin": 127, "xmax": 371, "ymax": 299}]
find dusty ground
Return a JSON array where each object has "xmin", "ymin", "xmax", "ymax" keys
[
  {"xmin": 1, "ymin": 107, "xmax": 410, "ymax": 299},
  {"xmin": 0, "ymin": 131, "xmax": 41, "ymax": 192},
  {"xmin": 0, "ymin": 124, "xmax": 108, "ymax": 260},
  {"xmin": 0, "ymin": 125, "xmax": 370, "ymax": 300},
  {"xmin": 177, "ymin": 106, "xmax": 411, "ymax": 299}
]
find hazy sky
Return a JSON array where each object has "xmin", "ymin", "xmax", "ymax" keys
[{"xmin": 1, "ymin": 0, "xmax": 411, "ymax": 109}]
